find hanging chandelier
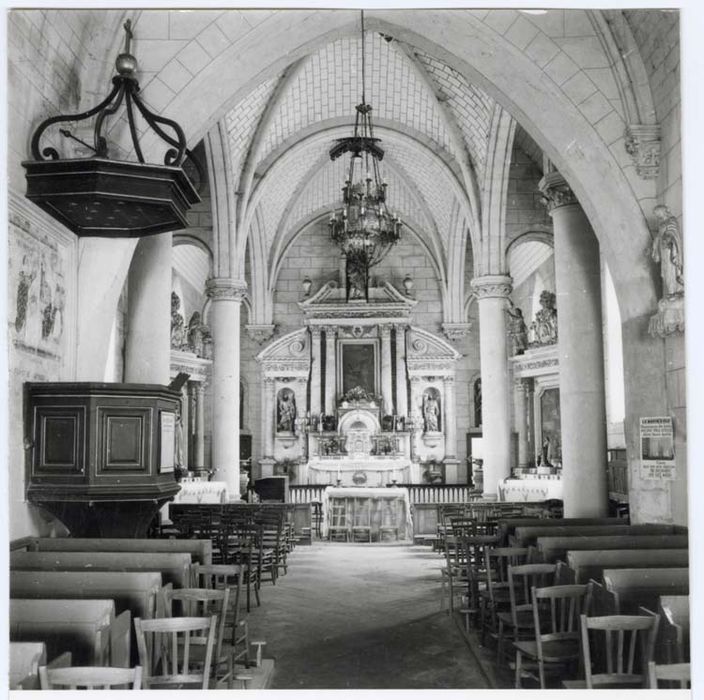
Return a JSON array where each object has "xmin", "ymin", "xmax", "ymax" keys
[
  {"xmin": 328, "ymin": 11, "xmax": 402, "ymax": 299},
  {"xmin": 22, "ymin": 20, "xmax": 200, "ymax": 238}
]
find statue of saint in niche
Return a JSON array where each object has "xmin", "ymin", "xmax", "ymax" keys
[
  {"xmin": 277, "ymin": 389, "xmax": 297, "ymax": 433},
  {"xmin": 423, "ymin": 392, "xmax": 441, "ymax": 433},
  {"xmin": 170, "ymin": 292, "xmax": 186, "ymax": 350},
  {"xmin": 650, "ymin": 204, "xmax": 684, "ymax": 298}
]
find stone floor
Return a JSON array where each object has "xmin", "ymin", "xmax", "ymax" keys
[{"xmin": 245, "ymin": 541, "xmax": 493, "ymax": 689}]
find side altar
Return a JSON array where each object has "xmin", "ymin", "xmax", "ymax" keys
[{"xmin": 255, "ymin": 279, "xmax": 463, "ymax": 486}]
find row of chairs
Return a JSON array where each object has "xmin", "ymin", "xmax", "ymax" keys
[
  {"xmin": 328, "ymin": 498, "xmax": 399, "ymax": 542},
  {"xmin": 437, "ymin": 518, "xmax": 690, "ymax": 690}
]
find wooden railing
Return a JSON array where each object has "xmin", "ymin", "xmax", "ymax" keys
[{"xmin": 288, "ymin": 483, "xmax": 480, "ymax": 505}]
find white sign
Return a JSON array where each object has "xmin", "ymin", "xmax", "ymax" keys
[
  {"xmin": 160, "ymin": 411, "xmax": 176, "ymax": 472},
  {"xmin": 640, "ymin": 416, "xmax": 675, "ymax": 480}
]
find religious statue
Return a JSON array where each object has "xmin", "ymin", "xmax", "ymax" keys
[
  {"xmin": 423, "ymin": 392, "xmax": 440, "ymax": 433},
  {"xmin": 186, "ymin": 312, "xmax": 207, "ymax": 357},
  {"xmin": 540, "ymin": 435, "xmax": 553, "ymax": 468},
  {"xmin": 650, "ymin": 204, "xmax": 684, "ymax": 298},
  {"xmin": 506, "ymin": 299, "xmax": 529, "ymax": 355},
  {"xmin": 15, "ymin": 256, "xmax": 37, "ymax": 334},
  {"xmin": 277, "ymin": 389, "xmax": 297, "ymax": 433},
  {"xmin": 529, "ymin": 290, "xmax": 558, "ymax": 345},
  {"xmin": 346, "ymin": 254, "xmax": 367, "ymax": 300},
  {"xmin": 170, "ymin": 292, "xmax": 186, "ymax": 350}
]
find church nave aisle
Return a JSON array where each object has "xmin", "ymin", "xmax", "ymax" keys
[{"xmin": 246, "ymin": 543, "xmax": 491, "ymax": 689}]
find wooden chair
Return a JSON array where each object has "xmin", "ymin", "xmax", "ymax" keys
[
  {"xmin": 192, "ymin": 564, "xmax": 267, "ymax": 670},
  {"xmin": 514, "ymin": 583, "xmax": 592, "ymax": 688},
  {"xmin": 480, "ymin": 546, "xmax": 528, "ymax": 645},
  {"xmin": 39, "ymin": 665, "xmax": 142, "ymax": 690},
  {"xmin": 379, "ymin": 499, "xmax": 400, "ymax": 541},
  {"xmin": 328, "ymin": 501, "xmax": 350, "ymax": 541},
  {"xmin": 496, "ymin": 563, "xmax": 557, "ymax": 666},
  {"xmin": 351, "ymin": 497, "xmax": 372, "ymax": 543},
  {"xmin": 563, "ymin": 614, "xmax": 660, "ymax": 689},
  {"xmin": 134, "ymin": 615, "xmax": 217, "ymax": 689},
  {"xmin": 648, "ymin": 661, "xmax": 690, "ymax": 689}
]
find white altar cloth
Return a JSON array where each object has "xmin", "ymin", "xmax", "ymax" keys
[
  {"xmin": 161, "ymin": 480, "xmax": 229, "ymax": 523},
  {"xmin": 498, "ymin": 477, "xmax": 563, "ymax": 502},
  {"xmin": 321, "ymin": 486, "xmax": 413, "ymax": 541}
]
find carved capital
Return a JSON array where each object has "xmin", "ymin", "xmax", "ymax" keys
[
  {"xmin": 310, "ymin": 326, "xmax": 323, "ymax": 340},
  {"xmin": 322, "ymin": 325, "xmax": 338, "ymax": 339},
  {"xmin": 246, "ymin": 324, "xmax": 275, "ymax": 344},
  {"xmin": 471, "ymin": 275, "xmax": 513, "ymax": 299},
  {"xmin": 625, "ymin": 124, "xmax": 661, "ymax": 180},
  {"xmin": 263, "ymin": 376, "xmax": 276, "ymax": 385},
  {"xmin": 443, "ymin": 375, "xmax": 455, "ymax": 386},
  {"xmin": 442, "ymin": 322, "xmax": 472, "ymax": 341},
  {"xmin": 379, "ymin": 323, "xmax": 393, "ymax": 339},
  {"xmin": 206, "ymin": 278, "xmax": 247, "ymax": 301},
  {"xmin": 538, "ymin": 171, "xmax": 578, "ymax": 212}
]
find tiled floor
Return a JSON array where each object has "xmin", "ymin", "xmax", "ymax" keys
[{"xmin": 245, "ymin": 541, "xmax": 493, "ymax": 689}]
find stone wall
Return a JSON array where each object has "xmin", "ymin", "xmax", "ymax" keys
[{"xmin": 7, "ymin": 192, "xmax": 78, "ymax": 539}]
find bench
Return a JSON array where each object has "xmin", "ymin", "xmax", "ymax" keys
[
  {"xmin": 21, "ymin": 537, "xmax": 212, "ymax": 565},
  {"xmin": 602, "ymin": 568, "xmax": 689, "ymax": 614},
  {"xmin": 10, "ymin": 570, "xmax": 165, "ymax": 621},
  {"xmin": 498, "ymin": 517, "xmax": 627, "ymax": 542},
  {"xmin": 513, "ymin": 523, "xmax": 681, "ymax": 547},
  {"xmin": 9, "ymin": 643, "xmax": 71, "ymax": 690},
  {"xmin": 566, "ymin": 549, "xmax": 689, "ymax": 584},
  {"xmin": 10, "ymin": 599, "xmax": 129, "ymax": 667},
  {"xmin": 11, "ymin": 550, "xmax": 192, "ymax": 589},
  {"xmin": 537, "ymin": 534, "xmax": 689, "ymax": 564}
]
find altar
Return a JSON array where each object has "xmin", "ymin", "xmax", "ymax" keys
[
  {"xmin": 498, "ymin": 476, "xmax": 563, "ymax": 502},
  {"xmin": 321, "ymin": 486, "xmax": 413, "ymax": 541}
]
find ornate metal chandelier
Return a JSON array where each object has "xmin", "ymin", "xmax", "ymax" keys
[
  {"xmin": 328, "ymin": 11, "xmax": 402, "ymax": 299},
  {"xmin": 22, "ymin": 20, "xmax": 200, "ymax": 238}
]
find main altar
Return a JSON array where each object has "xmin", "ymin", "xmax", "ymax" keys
[{"xmin": 255, "ymin": 279, "xmax": 463, "ymax": 489}]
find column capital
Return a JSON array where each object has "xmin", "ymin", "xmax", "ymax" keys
[
  {"xmin": 538, "ymin": 171, "xmax": 578, "ymax": 213},
  {"xmin": 245, "ymin": 324, "xmax": 275, "ymax": 344},
  {"xmin": 379, "ymin": 323, "xmax": 393, "ymax": 339},
  {"xmin": 309, "ymin": 325, "xmax": 323, "ymax": 339},
  {"xmin": 394, "ymin": 322, "xmax": 408, "ymax": 333},
  {"xmin": 471, "ymin": 274, "xmax": 513, "ymax": 299},
  {"xmin": 205, "ymin": 277, "xmax": 247, "ymax": 301},
  {"xmin": 443, "ymin": 375, "xmax": 455, "ymax": 385},
  {"xmin": 322, "ymin": 325, "xmax": 338, "ymax": 338},
  {"xmin": 263, "ymin": 376, "xmax": 276, "ymax": 385}
]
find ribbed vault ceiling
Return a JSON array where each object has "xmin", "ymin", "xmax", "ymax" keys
[{"xmin": 222, "ymin": 28, "xmax": 511, "ymax": 280}]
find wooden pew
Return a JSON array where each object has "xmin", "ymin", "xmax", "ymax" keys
[
  {"xmin": 655, "ymin": 595, "xmax": 690, "ymax": 663},
  {"xmin": 21, "ymin": 536, "xmax": 212, "ymax": 565},
  {"xmin": 566, "ymin": 549, "xmax": 690, "ymax": 584},
  {"xmin": 10, "ymin": 570, "xmax": 164, "ymax": 622},
  {"xmin": 537, "ymin": 534, "xmax": 689, "ymax": 564},
  {"xmin": 498, "ymin": 517, "xmax": 627, "ymax": 543},
  {"xmin": 9, "ymin": 643, "xmax": 72, "ymax": 690},
  {"xmin": 11, "ymin": 550, "xmax": 192, "ymax": 589},
  {"xmin": 513, "ymin": 523, "xmax": 682, "ymax": 547},
  {"xmin": 9, "ymin": 599, "xmax": 128, "ymax": 667},
  {"xmin": 603, "ymin": 568, "xmax": 689, "ymax": 614}
]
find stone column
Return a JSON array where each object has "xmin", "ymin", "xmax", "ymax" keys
[
  {"xmin": 262, "ymin": 377, "xmax": 275, "ymax": 458},
  {"xmin": 540, "ymin": 172, "xmax": 608, "ymax": 517},
  {"xmin": 309, "ymin": 327, "xmax": 322, "ymax": 418},
  {"xmin": 194, "ymin": 382, "xmax": 206, "ymax": 470},
  {"xmin": 180, "ymin": 385, "xmax": 189, "ymax": 471},
  {"xmin": 394, "ymin": 324, "xmax": 408, "ymax": 416},
  {"xmin": 514, "ymin": 378, "xmax": 529, "ymax": 469},
  {"xmin": 259, "ymin": 376, "xmax": 276, "ymax": 478},
  {"xmin": 324, "ymin": 326, "xmax": 337, "ymax": 414},
  {"xmin": 443, "ymin": 375, "xmax": 460, "ymax": 484},
  {"xmin": 380, "ymin": 324, "xmax": 394, "ymax": 415},
  {"xmin": 124, "ymin": 233, "xmax": 172, "ymax": 384},
  {"xmin": 443, "ymin": 376, "xmax": 457, "ymax": 457},
  {"xmin": 471, "ymin": 275, "xmax": 513, "ymax": 500},
  {"xmin": 206, "ymin": 278, "xmax": 247, "ymax": 500}
]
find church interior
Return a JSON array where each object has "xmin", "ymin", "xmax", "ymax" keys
[{"xmin": 6, "ymin": 7, "xmax": 693, "ymax": 692}]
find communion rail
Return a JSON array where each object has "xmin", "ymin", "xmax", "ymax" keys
[{"xmin": 288, "ymin": 484, "xmax": 479, "ymax": 505}]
